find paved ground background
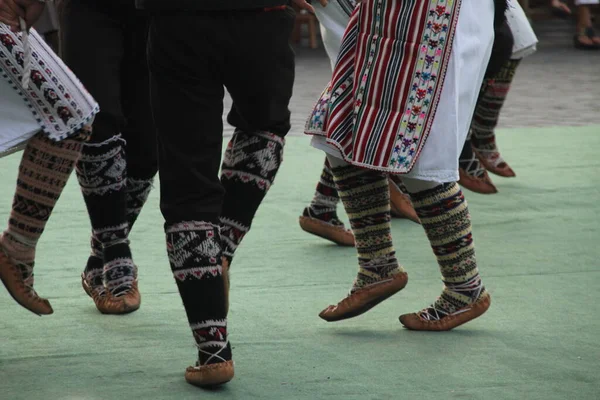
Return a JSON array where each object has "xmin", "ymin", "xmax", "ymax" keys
[{"xmin": 225, "ymin": 19, "xmax": 599, "ymax": 136}]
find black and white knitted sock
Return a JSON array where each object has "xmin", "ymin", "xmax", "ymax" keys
[
  {"xmin": 125, "ymin": 177, "xmax": 154, "ymax": 229},
  {"xmin": 303, "ymin": 158, "xmax": 344, "ymax": 226},
  {"xmin": 220, "ymin": 130, "xmax": 285, "ymax": 264},
  {"xmin": 166, "ymin": 221, "xmax": 231, "ymax": 365},
  {"xmin": 76, "ymin": 135, "xmax": 135, "ymax": 296}
]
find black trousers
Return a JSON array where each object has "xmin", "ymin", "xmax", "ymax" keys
[
  {"xmin": 61, "ymin": 0, "xmax": 157, "ymax": 179},
  {"xmin": 146, "ymin": 8, "xmax": 295, "ymax": 225}
]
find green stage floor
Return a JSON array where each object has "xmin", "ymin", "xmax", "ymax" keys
[{"xmin": 1, "ymin": 125, "xmax": 599, "ymax": 400}]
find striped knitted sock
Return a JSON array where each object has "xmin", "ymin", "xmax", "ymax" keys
[
  {"xmin": 331, "ymin": 165, "xmax": 404, "ymax": 293},
  {"xmin": 166, "ymin": 221, "xmax": 231, "ymax": 365},
  {"xmin": 220, "ymin": 130, "xmax": 284, "ymax": 265},
  {"xmin": 411, "ymin": 183, "xmax": 487, "ymax": 321},
  {"xmin": 304, "ymin": 158, "xmax": 344, "ymax": 226},
  {"xmin": 470, "ymin": 59, "xmax": 521, "ymax": 166},
  {"xmin": 76, "ymin": 135, "xmax": 135, "ymax": 296},
  {"xmin": 0, "ymin": 131, "xmax": 88, "ymax": 287}
]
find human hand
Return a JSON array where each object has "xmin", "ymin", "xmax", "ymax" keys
[
  {"xmin": 291, "ymin": 0, "xmax": 328, "ymax": 14},
  {"xmin": 0, "ymin": 0, "xmax": 25, "ymax": 31},
  {"xmin": 15, "ymin": 0, "xmax": 45, "ymax": 30}
]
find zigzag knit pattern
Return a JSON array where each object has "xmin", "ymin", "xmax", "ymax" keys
[
  {"xmin": 305, "ymin": 158, "xmax": 344, "ymax": 225},
  {"xmin": 470, "ymin": 59, "xmax": 521, "ymax": 166},
  {"xmin": 411, "ymin": 183, "xmax": 486, "ymax": 320},
  {"xmin": 1, "ymin": 131, "xmax": 88, "ymax": 289},
  {"xmin": 331, "ymin": 164, "xmax": 403, "ymax": 292},
  {"xmin": 220, "ymin": 130, "xmax": 284, "ymax": 263}
]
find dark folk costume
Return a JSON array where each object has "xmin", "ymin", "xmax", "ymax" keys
[
  {"xmin": 138, "ymin": 0, "xmax": 295, "ymax": 387},
  {"xmin": 61, "ymin": 0, "xmax": 157, "ymax": 313},
  {"xmin": 305, "ymin": 0, "xmax": 499, "ymax": 329},
  {"xmin": 0, "ymin": 25, "xmax": 98, "ymax": 315}
]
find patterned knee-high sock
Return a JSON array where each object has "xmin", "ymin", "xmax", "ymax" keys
[
  {"xmin": 470, "ymin": 59, "xmax": 521, "ymax": 165},
  {"xmin": 410, "ymin": 183, "xmax": 487, "ymax": 321},
  {"xmin": 331, "ymin": 165, "xmax": 404, "ymax": 293},
  {"xmin": 76, "ymin": 135, "xmax": 134, "ymax": 296},
  {"xmin": 0, "ymin": 131, "xmax": 88, "ymax": 286},
  {"xmin": 125, "ymin": 177, "xmax": 155, "ymax": 228},
  {"xmin": 220, "ymin": 130, "xmax": 284, "ymax": 264},
  {"xmin": 166, "ymin": 222, "xmax": 231, "ymax": 365},
  {"xmin": 303, "ymin": 158, "xmax": 344, "ymax": 226}
]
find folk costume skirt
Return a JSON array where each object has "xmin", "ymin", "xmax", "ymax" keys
[
  {"xmin": 0, "ymin": 26, "xmax": 98, "ymax": 157},
  {"xmin": 306, "ymin": 0, "xmax": 495, "ymax": 182}
]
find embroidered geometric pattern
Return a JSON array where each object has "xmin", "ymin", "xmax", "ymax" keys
[
  {"xmin": 166, "ymin": 221, "xmax": 222, "ymax": 280},
  {"xmin": 103, "ymin": 256, "xmax": 136, "ymax": 294},
  {"xmin": 221, "ymin": 130, "xmax": 285, "ymax": 192},
  {"xmin": 190, "ymin": 319, "xmax": 228, "ymax": 349},
  {"xmin": 331, "ymin": 164, "xmax": 404, "ymax": 292},
  {"xmin": 76, "ymin": 135, "xmax": 127, "ymax": 196},
  {"xmin": 8, "ymin": 134, "xmax": 84, "ymax": 241},
  {"xmin": 305, "ymin": 0, "xmax": 462, "ymax": 174},
  {"xmin": 410, "ymin": 182, "xmax": 486, "ymax": 321},
  {"xmin": 0, "ymin": 26, "xmax": 98, "ymax": 140},
  {"xmin": 0, "ymin": 132, "xmax": 85, "ymax": 299},
  {"xmin": 220, "ymin": 130, "xmax": 285, "ymax": 263},
  {"xmin": 219, "ymin": 217, "xmax": 249, "ymax": 261}
]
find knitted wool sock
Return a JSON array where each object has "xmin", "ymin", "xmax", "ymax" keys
[
  {"xmin": 220, "ymin": 130, "xmax": 284, "ymax": 264},
  {"xmin": 83, "ymin": 176, "xmax": 154, "ymax": 293},
  {"xmin": 0, "ymin": 131, "xmax": 88, "ymax": 287},
  {"xmin": 459, "ymin": 136, "xmax": 487, "ymax": 178},
  {"xmin": 303, "ymin": 158, "xmax": 344, "ymax": 226},
  {"xmin": 125, "ymin": 177, "xmax": 154, "ymax": 228},
  {"xmin": 470, "ymin": 59, "xmax": 521, "ymax": 166},
  {"xmin": 410, "ymin": 182, "xmax": 487, "ymax": 321},
  {"xmin": 76, "ymin": 135, "xmax": 135, "ymax": 296},
  {"xmin": 331, "ymin": 164, "xmax": 404, "ymax": 293},
  {"xmin": 166, "ymin": 221, "xmax": 231, "ymax": 365}
]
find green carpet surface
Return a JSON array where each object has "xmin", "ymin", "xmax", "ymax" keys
[{"xmin": 0, "ymin": 125, "xmax": 599, "ymax": 400}]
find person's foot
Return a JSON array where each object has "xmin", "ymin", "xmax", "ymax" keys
[
  {"xmin": 399, "ymin": 278, "xmax": 490, "ymax": 331},
  {"xmin": 473, "ymin": 148, "xmax": 516, "ymax": 178},
  {"xmin": 82, "ymin": 262, "xmax": 140, "ymax": 315},
  {"xmin": 551, "ymin": 0, "xmax": 571, "ymax": 18},
  {"xmin": 0, "ymin": 250, "xmax": 53, "ymax": 315},
  {"xmin": 299, "ymin": 207, "xmax": 355, "ymax": 246},
  {"xmin": 458, "ymin": 168, "xmax": 498, "ymax": 194},
  {"xmin": 319, "ymin": 268, "xmax": 408, "ymax": 322},
  {"xmin": 185, "ymin": 342, "xmax": 235, "ymax": 388},
  {"xmin": 574, "ymin": 27, "xmax": 600, "ymax": 50}
]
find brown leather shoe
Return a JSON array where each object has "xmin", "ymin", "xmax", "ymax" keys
[
  {"xmin": 458, "ymin": 168, "xmax": 498, "ymax": 194},
  {"xmin": 388, "ymin": 179, "xmax": 420, "ymax": 224},
  {"xmin": 399, "ymin": 292, "xmax": 491, "ymax": 331},
  {"xmin": 82, "ymin": 273, "xmax": 141, "ymax": 315},
  {"xmin": 474, "ymin": 149, "xmax": 516, "ymax": 178},
  {"xmin": 319, "ymin": 272, "xmax": 408, "ymax": 322},
  {"xmin": 299, "ymin": 215, "xmax": 355, "ymax": 247},
  {"xmin": 185, "ymin": 360, "xmax": 234, "ymax": 387},
  {"xmin": 0, "ymin": 251, "xmax": 53, "ymax": 316}
]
